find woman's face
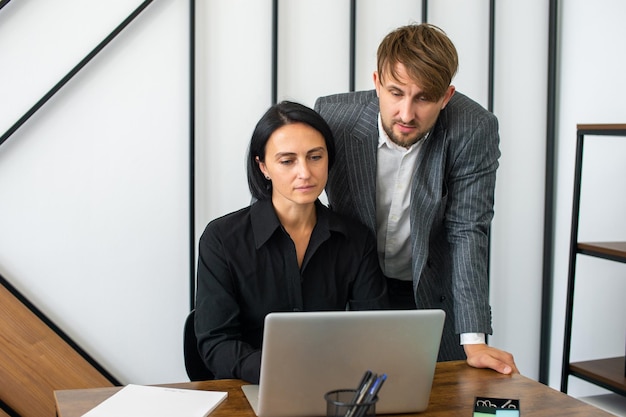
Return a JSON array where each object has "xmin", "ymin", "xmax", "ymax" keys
[{"xmin": 257, "ymin": 122, "xmax": 328, "ymax": 208}]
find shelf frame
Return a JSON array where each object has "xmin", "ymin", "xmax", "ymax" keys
[{"xmin": 560, "ymin": 124, "xmax": 626, "ymax": 395}]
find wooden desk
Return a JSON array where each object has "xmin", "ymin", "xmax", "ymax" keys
[{"xmin": 55, "ymin": 361, "xmax": 612, "ymax": 417}]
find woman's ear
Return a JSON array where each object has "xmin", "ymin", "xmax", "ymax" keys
[{"xmin": 256, "ymin": 156, "xmax": 269, "ymax": 179}]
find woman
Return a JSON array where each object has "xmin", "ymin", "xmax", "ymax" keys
[{"xmin": 194, "ymin": 101, "xmax": 388, "ymax": 383}]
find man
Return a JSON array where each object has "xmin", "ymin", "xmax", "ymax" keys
[{"xmin": 314, "ymin": 23, "xmax": 518, "ymax": 374}]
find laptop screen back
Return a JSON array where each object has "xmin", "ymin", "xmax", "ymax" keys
[{"xmin": 244, "ymin": 309, "xmax": 445, "ymax": 417}]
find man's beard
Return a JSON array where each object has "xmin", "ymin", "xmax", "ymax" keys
[{"xmin": 382, "ymin": 119, "xmax": 428, "ymax": 148}]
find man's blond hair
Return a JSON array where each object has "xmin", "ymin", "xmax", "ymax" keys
[{"xmin": 377, "ymin": 23, "xmax": 458, "ymax": 100}]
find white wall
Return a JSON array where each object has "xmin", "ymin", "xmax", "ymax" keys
[
  {"xmin": 1, "ymin": 0, "xmax": 624, "ymax": 394},
  {"xmin": 0, "ymin": 0, "xmax": 190, "ymax": 384},
  {"xmin": 549, "ymin": 0, "xmax": 626, "ymax": 396},
  {"xmin": 194, "ymin": 0, "xmax": 273, "ymax": 236},
  {"xmin": 489, "ymin": 0, "xmax": 549, "ymax": 380}
]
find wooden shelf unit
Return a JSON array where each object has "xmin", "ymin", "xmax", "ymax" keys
[{"xmin": 560, "ymin": 124, "xmax": 626, "ymax": 396}]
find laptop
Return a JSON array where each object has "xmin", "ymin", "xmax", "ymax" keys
[{"xmin": 241, "ymin": 309, "xmax": 445, "ymax": 417}]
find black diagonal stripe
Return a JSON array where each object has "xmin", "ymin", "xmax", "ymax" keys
[
  {"xmin": 0, "ymin": 0, "xmax": 154, "ymax": 147},
  {"xmin": 0, "ymin": 398, "xmax": 20, "ymax": 417}
]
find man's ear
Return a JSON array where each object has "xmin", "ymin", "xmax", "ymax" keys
[
  {"xmin": 373, "ymin": 71, "xmax": 381, "ymax": 97},
  {"xmin": 441, "ymin": 85, "xmax": 456, "ymax": 109}
]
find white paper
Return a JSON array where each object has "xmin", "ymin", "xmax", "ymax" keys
[{"xmin": 81, "ymin": 384, "xmax": 228, "ymax": 417}]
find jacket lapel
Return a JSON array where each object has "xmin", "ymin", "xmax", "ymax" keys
[{"xmin": 344, "ymin": 99, "xmax": 379, "ymax": 232}]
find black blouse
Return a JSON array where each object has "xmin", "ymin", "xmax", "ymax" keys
[{"xmin": 194, "ymin": 199, "xmax": 389, "ymax": 383}]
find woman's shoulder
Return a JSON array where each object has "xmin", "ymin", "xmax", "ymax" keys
[{"xmin": 202, "ymin": 205, "xmax": 252, "ymax": 237}]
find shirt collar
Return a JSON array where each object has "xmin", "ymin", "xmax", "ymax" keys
[
  {"xmin": 250, "ymin": 199, "xmax": 348, "ymax": 249},
  {"xmin": 250, "ymin": 199, "xmax": 282, "ymax": 249}
]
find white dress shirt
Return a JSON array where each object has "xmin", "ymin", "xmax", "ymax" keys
[{"xmin": 375, "ymin": 116, "xmax": 422, "ymax": 281}]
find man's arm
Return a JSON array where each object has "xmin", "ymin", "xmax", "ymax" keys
[
  {"xmin": 443, "ymin": 104, "xmax": 518, "ymax": 374},
  {"xmin": 445, "ymin": 113, "xmax": 499, "ymax": 336}
]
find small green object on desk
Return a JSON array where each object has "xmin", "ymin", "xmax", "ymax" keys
[{"xmin": 474, "ymin": 397, "xmax": 520, "ymax": 416}]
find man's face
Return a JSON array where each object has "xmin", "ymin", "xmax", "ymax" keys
[{"xmin": 374, "ymin": 63, "xmax": 455, "ymax": 148}]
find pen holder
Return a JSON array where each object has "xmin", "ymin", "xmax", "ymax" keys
[{"xmin": 325, "ymin": 389, "xmax": 377, "ymax": 417}]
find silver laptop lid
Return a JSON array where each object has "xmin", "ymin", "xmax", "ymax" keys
[{"xmin": 247, "ymin": 309, "xmax": 445, "ymax": 417}]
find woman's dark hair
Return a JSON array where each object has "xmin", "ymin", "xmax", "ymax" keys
[{"xmin": 247, "ymin": 101, "xmax": 336, "ymax": 200}]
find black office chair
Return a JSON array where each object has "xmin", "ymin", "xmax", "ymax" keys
[{"xmin": 183, "ymin": 309, "xmax": 215, "ymax": 381}]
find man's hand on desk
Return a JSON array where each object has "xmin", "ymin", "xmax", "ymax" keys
[{"xmin": 464, "ymin": 343, "xmax": 519, "ymax": 375}]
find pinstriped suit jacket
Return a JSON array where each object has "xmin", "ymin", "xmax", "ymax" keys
[{"xmin": 314, "ymin": 90, "xmax": 499, "ymax": 361}]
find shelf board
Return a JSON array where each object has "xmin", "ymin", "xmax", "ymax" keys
[
  {"xmin": 577, "ymin": 124, "xmax": 626, "ymax": 134},
  {"xmin": 577, "ymin": 123, "xmax": 626, "ymax": 130},
  {"xmin": 569, "ymin": 357, "xmax": 626, "ymax": 396},
  {"xmin": 578, "ymin": 242, "xmax": 626, "ymax": 263}
]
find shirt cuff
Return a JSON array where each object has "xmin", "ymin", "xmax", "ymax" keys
[{"xmin": 460, "ymin": 333, "xmax": 485, "ymax": 345}]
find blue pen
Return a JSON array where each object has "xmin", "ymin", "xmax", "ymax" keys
[
  {"xmin": 366, "ymin": 373, "xmax": 386, "ymax": 400},
  {"xmin": 353, "ymin": 374, "xmax": 387, "ymax": 417}
]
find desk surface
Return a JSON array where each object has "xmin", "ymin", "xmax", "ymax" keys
[{"xmin": 54, "ymin": 361, "xmax": 612, "ymax": 417}]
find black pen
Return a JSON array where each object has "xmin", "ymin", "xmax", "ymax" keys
[
  {"xmin": 350, "ymin": 370, "xmax": 372, "ymax": 404},
  {"xmin": 345, "ymin": 372, "xmax": 376, "ymax": 417}
]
